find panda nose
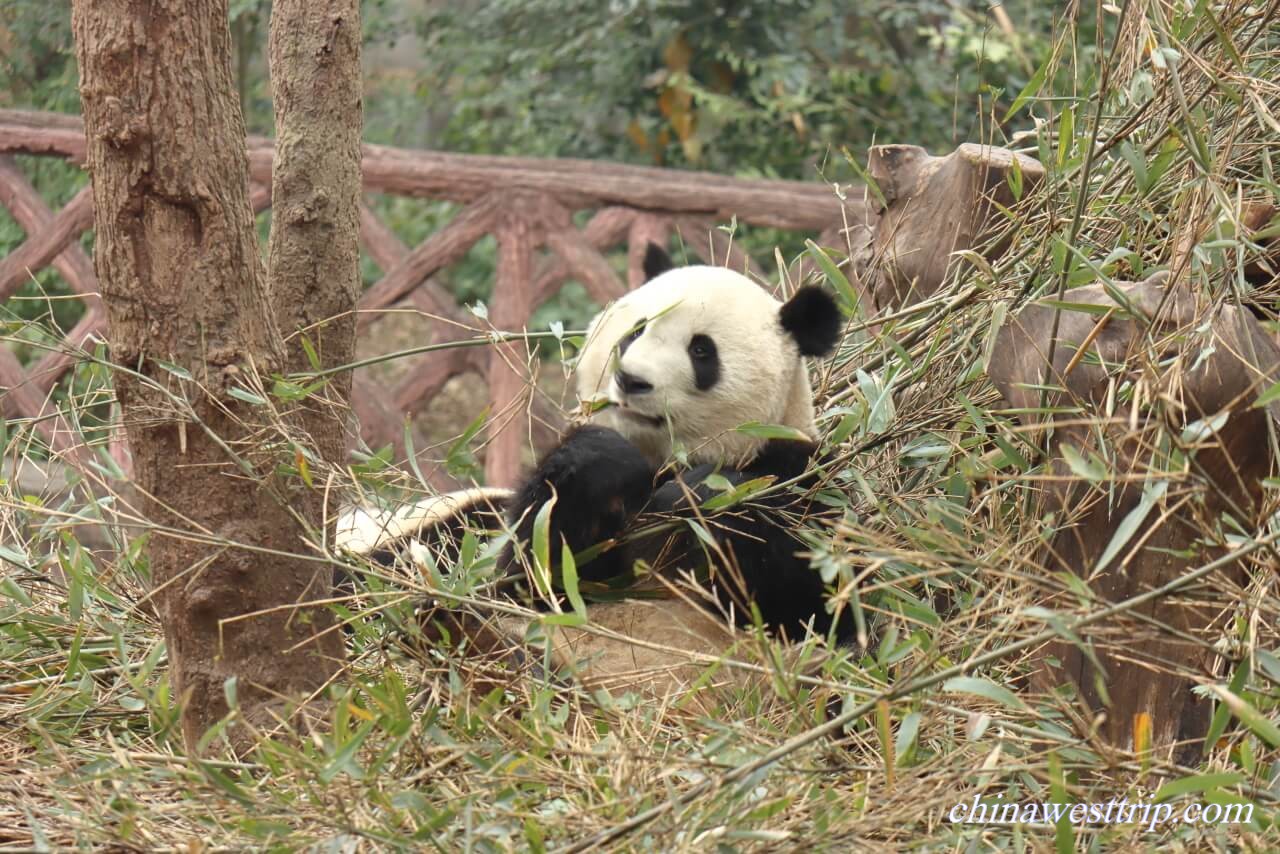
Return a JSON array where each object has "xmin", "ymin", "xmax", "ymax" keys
[{"xmin": 615, "ymin": 370, "xmax": 653, "ymax": 396}]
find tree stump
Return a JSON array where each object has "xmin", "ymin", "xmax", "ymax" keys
[
  {"xmin": 860, "ymin": 143, "xmax": 1044, "ymax": 309},
  {"xmin": 989, "ymin": 272, "xmax": 1280, "ymax": 756},
  {"xmin": 71, "ymin": 0, "xmax": 361, "ymax": 753}
]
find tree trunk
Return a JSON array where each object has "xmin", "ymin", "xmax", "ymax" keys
[
  {"xmin": 860, "ymin": 143, "xmax": 1044, "ymax": 309},
  {"xmin": 266, "ymin": 0, "xmax": 364, "ymax": 558},
  {"xmin": 71, "ymin": 0, "xmax": 360, "ymax": 753},
  {"xmin": 989, "ymin": 273, "xmax": 1280, "ymax": 758}
]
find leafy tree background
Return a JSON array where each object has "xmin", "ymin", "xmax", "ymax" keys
[{"xmin": 0, "ymin": 0, "xmax": 1081, "ymax": 379}]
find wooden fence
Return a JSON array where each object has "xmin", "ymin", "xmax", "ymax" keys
[{"xmin": 0, "ymin": 109, "xmax": 870, "ymax": 487}]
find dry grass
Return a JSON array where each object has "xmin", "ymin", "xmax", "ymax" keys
[{"xmin": 4, "ymin": 1, "xmax": 1280, "ymax": 850}]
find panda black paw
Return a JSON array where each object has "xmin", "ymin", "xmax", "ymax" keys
[{"xmin": 507, "ymin": 425, "xmax": 655, "ymax": 579}]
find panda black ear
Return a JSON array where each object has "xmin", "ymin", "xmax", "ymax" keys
[
  {"xmin": 642, "ymin": 243, "xmax": 675, "ymax": 281},
  {"xmin": 779, "ymin": 286, "xmax": 841, "ymax": 357}
]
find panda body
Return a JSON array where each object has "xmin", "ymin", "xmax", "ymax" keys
[{"xmin": 339, "ymin": 245, "xmax": 850, "ymax": 694}]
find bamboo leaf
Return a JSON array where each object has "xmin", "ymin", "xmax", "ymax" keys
[
  {"xmin": 1095, "ymin": 480, "xmax": 1168, "ymax": 573},
  {"xmin": 804, "ymin": 239, "xmax": 859, "ymax": 317},
  {"xmin": 1210, "ymin": 685, "xmax": 1280, "ymax": 748},
  {"xmin": 943, "ymin": 676, "xmax": 1029, "ymax": 712},
  {"xmin": 1154, "ymin": 771, "xmax": 1244, "ymax": 802}
]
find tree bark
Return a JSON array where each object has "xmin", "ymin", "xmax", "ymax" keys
[
  {"xmin": 266, "ymin": 0, "xmax": 363, "ymax": 563},
  {"xmin": 861, "ymin": 143, "xmax": 1044, "ymax": 309},
  {"xmin": 71, "ymin": 0, "xmax": 359, "ymax": 753},
  {"xmin": 990, "ymin": 273, "xmax": 1280, "ymax": 758}
]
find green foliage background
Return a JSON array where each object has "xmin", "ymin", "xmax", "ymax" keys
[{"xmin": 0, "ymin": 0, "xmax": 1072, "ymax": 347}]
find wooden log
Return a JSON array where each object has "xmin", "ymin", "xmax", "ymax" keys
[
  {"xmin": 864, "ymin": 143, "xmax": 1043, "ymax": 309},
  {"xmin": 0, "ymin": 109, "xmax": 865, "ymax": 231},
  {"xmin": 358, "ymin": 201, "xmax": 409, "ymax": 271},
  {"xmin": 358, "ymin": 193, "xmax": 502, "ymax": 318},
  {"xmin": 1242, "ymin": 200, "xmax": 1278, "ymax": 288},
  {"xmin": 485, "ymin": 215, "xmax": 539, "ymax": 487},
  {"xmin": 0, "ymin": 110, "xmax": 86, "ymax": 161},
  {"xmin": 0, "ymin": 155, "xmax": 99, "ymax": 302},
  {"xmin": 989, "ymin": 272, "xmax": 1280, "ymax": 757},
  {"xmin": 0, "ymin": 345, "xmax": 85, "ymax": 460},
  {"xmin": 0, "ymin": 185, "xmax": 95, "ymax": 301},
  {"xmin": 545, "ymin": 227, "xmax": 627, "ymax": 304},
  {"xmin": 249, "ymin": 181, "xmax": 272, "ymax": 213},
  {"xmin": 30, "ymin": 308, "xmax": 105, "ymax": 395},
  {"xmin": 391, "ymin": 286, "xmax": 485, "ymax": 413},
  {"xmin": 533, "ymin": 207, "xmax": 633, "ymax": 303}
]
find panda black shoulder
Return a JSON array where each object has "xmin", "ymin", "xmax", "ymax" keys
[{"xmin": 745, "ymin": 438, "xmax": 825, "ymax": 482}]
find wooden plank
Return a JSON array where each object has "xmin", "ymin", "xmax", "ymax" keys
[
  {"xmin": 0, "ymin": 185, "xmax": 94, "ymax": 300},
  {"xmin": 544, "ymin": 227, "xmax": 627, "ymax": 304},
  {"xmin": 0, "ymin": 109, "xmax": 866, "ymax": 231},
  {"xmin": 30, "ymin": 308, "xmax": 105, "ymax": 395},
  {"xmin": 0, "ymin": 155, "xmax": 99, "ymax": 301},
  {"xmin": 532, "ymin": 206, "xmax": 633, "ymax": 303},
  {"xmin": 485, "ymin": 217, "xmax": 538, "ymax": 486},
  {"xmin": 358, "ymin": 193, "xmax": 501, "ymax": 317}
]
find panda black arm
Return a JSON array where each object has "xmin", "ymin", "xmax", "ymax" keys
[
  {"xmin": 649, "ymin": 439, "xmax": 852, "ymax": 643},
  {"xmin": 506, "ymin": 424, "xmax": 656, "ymax": 583}
]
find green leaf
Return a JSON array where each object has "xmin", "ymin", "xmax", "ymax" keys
[
  {"xmin": 1006, "ymin": 153, "xmax": 1023, "ymax": 201},
  {"xmin": 1059, "ymin": 443, "xmax": 1106, "ymax": 482},
  {"xmin": 196, "ymin": 761, "xmax": 254, "ymax": 804},
  {"xmin": 1, "ymin": 576, "xmax": 33, "ymax": 607},
  {"xmin": 155, "ymin": 359, "xmax": 193, "ymax": 381},
  {"xmin": 321, "ymin": 720, "xmax": 374, "ymax": 783},
  {"xmin": 228, "ymin": 387, "xmax": 268, "ymax": 406},
  {"xmin": 299, "ymin": 333, "xmax": 322, "ymax": 371},
  {"xmin": 943, "ymin": 676, "xmax": 1029, "ymax": 712},
  {"xmin": 894, "ymin": 710, "xmax": 922, "ymax": 760},
  {"xmin": 542, "ymin": 612, "xmax": 588, "ymax": 627},
  {"xmin": 981, "ymin": 301, "xmax": 1007, "ymax": 374},
  {"xmin": 840, "ymin": 146, "xmax": 888, "ymax": 211},
  {"xmin": 1254, "ymin": 381, "xmax": 1280, "ymax": 409},
  {"xmin": 1117, "ymin": 141, "xmax": 1149, "ymax": 194},
  {"xmin": 1095, "ymin": 480, "xmax": 1168, "ymax": 573},
  {"xmin": 530, "ymin": 495, "xmax": 556, "ymax": 600},
  {"xmin": 1003, "ymin": 50, "xmax": 1052, "ymax": 122},
  {"xmin": 1210, "ymin": 685, "xmax": 1280, "ymax": 748},
  {"xmin": 1056, "ymin": 105, "xmax": 1075, "ymax": 169},
  {"xmin": 559, "ymin": 543, "xmax": 587, "ymax": 620},
  {"xmin": 1257, "ymin": 649, "xmax": 1280, "ymax": 684},
  {"xmin": 857, "ymin": 369, "xmax": 896, "ymax": 435},
  {"xmin": 991, "ymin": 434, "xmax": 1030, "ymax": 472},
  {"xmin": 402, "ymin": 421, "xmax": 430, "ymax": 493},
  {"xmin": 804, "ymin": 239, "xmax": 859, "ymax": 318},
  {"xmin": 701, "ymin": 475, "xmax": 775, "ymax": 511},
  {"xmin": 735, "ymin": 422, "xmax": 812, "ymax": 442},
  {"xmin": 1154, "ymin": 771, "xmax": 1244, "ymax": 802}
]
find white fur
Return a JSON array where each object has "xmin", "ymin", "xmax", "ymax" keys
[
  {"xmin": 574, "ymin": 265, "xmax": 818, "ymax": 465},
  {"xmin": 335, "ymin": 487, "xmax": 513, "ymax": 556}
]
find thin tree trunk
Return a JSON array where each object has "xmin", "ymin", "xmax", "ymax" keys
[
  {"xmin": 71, "ymin": 0, "xmax": 359, "ymax": 753},
  {"xmin": 267, "ymin": 0, "xmax": 363, "ymax": 553}
]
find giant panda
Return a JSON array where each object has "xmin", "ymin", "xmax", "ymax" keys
[{"xmin": 338, "ymin": 244, "xmax": 851, "ymax": 699}]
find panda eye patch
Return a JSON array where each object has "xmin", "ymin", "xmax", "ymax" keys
[
  {"xmin": 618, "ymin": 319, "xmax": 647, "ymax": 355},
  {"xmin": 687, "ymin": 335, "xmax": 714, "ymax": 360},
  {"xmin": 688, "ymin": 334, "xmax": 720, "ymax": 391}
]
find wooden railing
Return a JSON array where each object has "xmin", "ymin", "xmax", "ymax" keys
[{"xmin": 0, "ymin": 109, "xmax": 870, "ymax": 486}]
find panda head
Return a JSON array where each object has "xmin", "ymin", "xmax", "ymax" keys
[{"xmin": 574, "ymin": 244, "xmax": 842, "ymax": 465}]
